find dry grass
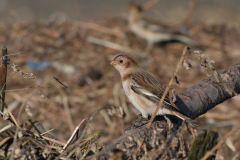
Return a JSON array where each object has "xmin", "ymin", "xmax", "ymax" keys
[{"xmin": 0, "ymin": 16, "xmax": 240, "ymax": 159}]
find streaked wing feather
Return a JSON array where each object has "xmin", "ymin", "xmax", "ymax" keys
[
  {"xmin": 131, "ymin": 70, "xmax": 197, "ymax": 126},
  {"xmin": 131, "ymin": 69, "xmax": 180, "ymax": 111},
  {"xmin": 132, "ymin": 69, "xmax": 166, "ymax": 96},
  {"xmin": 131, "ymin": 84, "xmax": 183, "ymax": 114}
]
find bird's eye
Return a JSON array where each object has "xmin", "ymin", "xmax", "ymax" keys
[{"xmin": 120, "ymin": 60, "xmax": 123, "ymax": 63}]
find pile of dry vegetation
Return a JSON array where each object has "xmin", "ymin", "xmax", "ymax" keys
[{"xmin": 0, "ymin": 13, "xmax": 240, "ymax": 159}]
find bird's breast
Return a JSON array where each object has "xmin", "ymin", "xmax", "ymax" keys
[{"xmin": 122, "ymin": 79, "xmax": 131, "ymax": 96}]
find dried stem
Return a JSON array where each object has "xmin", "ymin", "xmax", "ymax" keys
[
  {"xmin": 57, "ymin": 106, "xmax": 125, "ymax": 159},
  {"xmin": 62, "ymin": 118, "xmax": 89, "ymax": 151},
  {"xmin": 11, "ymin": 89, "xmax": 41, "ymax": 160},
  {"xmin": 62, "ymin": 95, "xmax": 75, "ymax": 132},
  {"xmin": 86, "ymin": 36, "xmax": 134, "ymax": 54},
  {"xmin": 142, "ymin": 0, "xmax": 160, "ymax": 10},
  {"xmin": 34, "ymin": 134, "xmax": 65, "ymax": 146},
  {"xmin": 0, "ymin": 47, "xmax": 8, "ymax": 115},
  {"xmin": 182, "ymin": 0, "xmax": 199, "ymax": 24}
]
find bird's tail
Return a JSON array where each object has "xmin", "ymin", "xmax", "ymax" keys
[
  {"xmin": 173, "ymin": 111, "xmax": 198, "ymax": 127},
  {"xmin": 174, "ymin": 35, "xmax": 199, "ymax": 47}
]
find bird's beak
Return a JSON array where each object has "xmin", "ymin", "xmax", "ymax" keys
[{"xmin": 110, "ymin": 61, "xmax": 116, "ymax": 65}]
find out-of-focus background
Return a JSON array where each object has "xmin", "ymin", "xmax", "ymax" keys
[
  {"xmin": 0, "ymin": 0, "xmax": 240, "ymax": 24},
  {"xmin": 0, "ymin": 0, "xmax": 240, "ymax": 159}
]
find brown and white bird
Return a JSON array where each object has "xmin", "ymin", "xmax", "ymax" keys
[
  {"xmin": 127, "ymin": 3, "xmax": 199, "ymax": 49},
  {"xmin": 111, "ymin": 55, "xmax": 196, "ymax": 126}
]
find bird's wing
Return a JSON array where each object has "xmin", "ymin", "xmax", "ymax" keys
[
  {"xmin": 131, "ymin": 69, "xmax": 181, "ymax": 112},
  {"xmin": 140, "ymin": 18, "xmax": 180, "ymax": 34},
  {"xmin": 131, "ymin": 69, "xmax": 197, "ymax": 126},
  {"xmin": 140, "ymin": 20, "xmax": 165, "ymax": 32}
]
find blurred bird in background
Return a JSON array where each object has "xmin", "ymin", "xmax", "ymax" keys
[{"xmin": 127, "ymin": 3, "xmax": 199, "ymax": 50}]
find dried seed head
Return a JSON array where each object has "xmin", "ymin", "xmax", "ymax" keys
[
  {"xmin": 108, "ymin": 106, "xmax": 126, "ymax": 119},
  {"xmin": 25, "ymin": 104, "xmax": 33, "ymax": 117},
  {"xmin": 174, "ymin": 75, "xmax": 180, "ymax": 85},
  {"xmin": 171, "ymin": 89, "xmax": 177, "ymax": 103},
  {"xmin": 183, "ymin": 59, "xmax": 192, "ymax": 70},
  {"xmin": 18, "ymin": 131, "xmax": 23, "ymax": 138},
  {"xmin": 9, "ymin": 63, "xmax": 36, "ymax": 79}
]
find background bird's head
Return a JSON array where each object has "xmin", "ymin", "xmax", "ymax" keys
[
  {"xmin": 110, "ymin": 55, "xmax": 138, "ymax": 76},
  {"xmin": 127, "ymin": 3, "xmax": 142, "ymax": 23}
]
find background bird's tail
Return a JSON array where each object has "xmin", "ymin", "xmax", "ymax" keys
[{"xmin": 174, "ymin": 35, "xmax": 199, "ymax": 47}]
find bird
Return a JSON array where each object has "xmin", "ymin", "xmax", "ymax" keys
[
  {"xmin": 110, "ymin": 55, "xmax": 197, "ymax": 126},
  {"xmin": 127, "ymin": 3, "xmax": 199, "ymax": 49}
]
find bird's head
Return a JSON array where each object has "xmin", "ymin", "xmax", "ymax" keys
[
  {"xmin": 127, "ymin": 3, "xmax": 142, "ymax": 23},
  {"xmin": 110, "ymin": 55, "xmax": 138, "ymax": 76}
]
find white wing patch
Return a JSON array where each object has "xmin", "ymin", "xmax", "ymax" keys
[{"xmin": 131, "ymin": 80, "xmax": 160, "ymax": 99}]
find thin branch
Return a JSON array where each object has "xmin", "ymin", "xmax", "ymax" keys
[
  {"xmin": 11, "ymin": 89, "xmax": 41, "ymax": 160},
  {"xmin": 40, "ymin": 128, "xmax": 55, "ymax": 136},
  {"xmin": 61, "ymin": 118, "xmax": 89, "ymax": 151},
  {"xmin": 59, "ymin": 88, "xmax": 75, "ymax": 132},
  {"xmin": 142, "ymin": 0, "xmax": 160, "ymax": 10},
  {"xmin": 182, "ymin": 0, "xmax": 199, "ymax": 24},
  {"xmin": 76, "ymin": 21, "xmax": 125, "ymax": 38},
  {"xmin": 0, "ymin": 137, "xmax": 12, "ymax": 147},
  {"xmin": 57, "ymin": 106, "xmax": 125, "ymax": 159},
  {"xmin": 54, "ymin": 77, "xmax": 68, "ymax": 88},
  {"xmin": 86, "ymin": 36, "xmax": 134, "ymax": 54},
  {"xmin": 34, "ymin": 133, "xmax": 65, "ymax": 146},
  {"xmin": 0, "ymin": 47, "xmax": 8, "ymax": 115},
  {"xmin": 0, "ymin": 52, "xmax": 27, "ymax": 58}
]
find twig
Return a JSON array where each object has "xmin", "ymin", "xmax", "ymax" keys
[
  {"xmin": 136, "ymin": 46, "xmax": 189, "ymax": 153},
  {"xmin": 56, "ymin": 76, "xmax": 74, "ymax": 133},
  {"xmin": 61, "ymin": 91, "xmax": 75, "ymax": 132},
  {"xmin": 40, "ymin": 128, "xmax": 55, "ymax": 136},
  {"xmin": 34, "ymin": 134, "xmax": 65, "ymax": 146},
  {"xmin": 11, "ymin": 89, "xmax": 41, "ymax": 160},
  {"xmin": 62, "ymin": 118, "xmax": 89, "ymax": 151},
  {"xmin": 182, "ymin": 0, "xmax": 199, "ymax": 24},
  {"xmin": 0, "ymin": 98, "xmax": 18, "ymax": 126},
  {"xmin": 202, "ymin": 112, "xmax": 237, "ymax": 120},
  {"xmin": 200, "ymin": 122, "xmax": 240, "ymax": 160},
  {"xmin": 76, "ymin": 21, "xmax": 125, "ymax": 38},
  {"xmin": 142, "ymin": 0, "xmax": 160, "ymax": 10},
  {"xmin": 54, "ymin": 77, "xmax": 68, "ymax": 88},
  {"xmin": 199, "ymin": 120, "xmax": 238, "ymax": 131},
  {"xmin": 79, "ymin": 148, "xmax": 91, "ymax": 160},
  {"xmin": 0, "ymin": 124, "xmax": 12, "ymax": 133},
  {"xmin": 86, "ymin": 36, "xmax": 134, "ymax": 54},
  {"xmin": 100, "ymin": 110, "xmax": 114, "ymax": 127},
  {"xmin": 2, "ymin": 85, "xmax": 52, "ymax": 93},
  {"xmin": 5, "ymin": 107, "xmax": 18, "ymax": 126},
  {"xmin": 0, "ymin": 137, "xmax": 12, "ymax": 147},
  {"xmin": 1, "ymin": 71, "xmax": 22, "ymax": 126},
  {"xmin": 0, "ymin": 47, "xmax": 8, "ymax": 115},
  {"xmin": 0, "ymin": 52, "xmax": 27, "ymax": 58},
  {"xmin": 57, "ymin": 106, "xmax": 124, "ymax": 159}
]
